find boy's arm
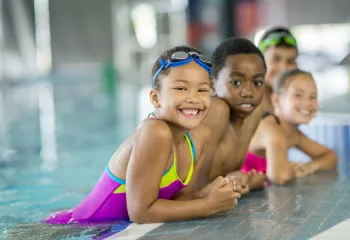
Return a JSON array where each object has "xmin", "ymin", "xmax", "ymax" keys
[{"xmin": 225, "ymin": 171, "xmax": 250, "ymax": 195}]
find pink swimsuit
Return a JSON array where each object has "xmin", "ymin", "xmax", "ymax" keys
[
  {"xmin": 241, "ymin": 112, "xmax": 281, "ymax": 173},
  {"xmin": 241, "ymin": 152, "xmax": 267, "ymax": 173},
  {"xmin": 43, "ymin": 132, "xmax": 196, "ymax": 224}
]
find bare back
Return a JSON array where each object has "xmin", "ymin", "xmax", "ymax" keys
[{"xmin": 248, "ymin": 115, "xmax": 300, "ymax": 158}]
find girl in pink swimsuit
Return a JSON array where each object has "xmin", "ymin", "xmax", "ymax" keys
[
  {"xmin": 44, "ymin": 46, "xmax": 239, "ymax": 224},
  {"xmin": 241, "ymin": 69, "xmax": 337, "ymax": 185}
]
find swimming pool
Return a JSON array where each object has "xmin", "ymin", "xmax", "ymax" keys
[
  {"xmin": 0, "ymin": 78, "xmax": 138, "ymax": 239},
  {"xmin": 1, "ymin": 78, "xmax": 349, "ymax": 239}
]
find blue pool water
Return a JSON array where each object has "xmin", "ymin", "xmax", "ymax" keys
[{"xmin": 0, "ymin": 78, "xmax": 139, "ymax": 239}]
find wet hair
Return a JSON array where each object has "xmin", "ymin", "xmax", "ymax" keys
[
  {"xmin": 211, "ymin": 37, "xmax": 266, "ymax": 80},
  {"xmin": 259, "ymin": 27, "xmax": 297, "ymax": 50},
  {"xmin": 151, "ymin": 46, "xmax": 203, "ymax": 91},
  {"xmin": 274, "ymin": 69, "xmax": 313, "ymax": 94}
]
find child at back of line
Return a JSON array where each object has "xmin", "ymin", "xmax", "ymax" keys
[
  {"xmin": 258, "ymin": 27, "xmax": 299, "ymax": 113},
  {"xmin": 241, "ymin": 69, "xmax": 338, "ymax": 184},
  {"xmin": 43, "ymin": 46, "xmax": 240, "ymax": 224}
]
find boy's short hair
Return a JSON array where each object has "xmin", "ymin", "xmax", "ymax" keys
[{"xmin": 211, "ymin": 37, "xmax": 266, "ymax": 80}]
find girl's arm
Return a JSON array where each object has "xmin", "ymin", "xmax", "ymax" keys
[
  {"xmin": 126, "ymin": 121, "xmax": 236, "ymax": 223},
  {"xmin": 294, "ymin": 131, "xmax": 338, "ymax": 177},
  {"xmin": 261, "ymin": 119, "xmax": 295, "ymax": 185}
]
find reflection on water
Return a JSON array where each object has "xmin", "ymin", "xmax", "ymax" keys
[{"xmin": 37, "ymin": 82, "xmax": 57, "ymax": 172}]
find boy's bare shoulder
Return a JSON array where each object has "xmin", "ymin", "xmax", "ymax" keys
[
  {"xmin": 246, "ymin": 102, "xmax": 264, "ymax": 126},
  {"xmin": 189, "ymin": 124, "xmax": 211, "ymax": 145},
  {"xmin": 210, "ymin": 97, "xmax": 230, "ymax": 117},
  {"xmin": 202, "ymin": 97, "xmax": 230, "ymax": 128}
]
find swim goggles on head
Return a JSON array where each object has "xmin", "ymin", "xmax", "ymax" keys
[
  {"xmin": 258, "ymin": 32, "xmax": 297, "ymax": 52},
  {"xmin": 152, "ymin": 51, "xmax": 212, "ymax": 86}
]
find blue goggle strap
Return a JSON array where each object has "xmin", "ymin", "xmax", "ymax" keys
[{"xmin": 152, "ymin": 57, "xmax": 211, "ymax": 83}]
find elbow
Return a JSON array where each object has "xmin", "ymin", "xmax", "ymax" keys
[
  {"xmin": 129, "ymin": 215, "xmax": 145, "ymax": 224},
  {"xmin": 128, "ymin": 211, "xmax": 145, "ymax": 223},
  {"xmin": 313, "ymin": 150, "xmax": 338, "ymax": 172},
  {"xmin": 128, "ymin": 207, "xmax": 162, "ymax": 223},
  {"xmin": 128, "ymin": 208, "xmax": 154, "ymax": 223},
  {"xmin": 129, "ymin": 213, "xmax": 154, "ymax": 224},
  {"xmin": 329, "ymin": 150, "xmax": 338, "ymax": 169}
]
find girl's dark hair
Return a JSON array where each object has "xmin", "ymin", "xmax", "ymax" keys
[
  {"xmin": 151, "ymin": 46, "xmax": 203, "ymax": 90},
  {"xmin": 274, "ymin": 69, "xmax": 312, "ymax": 94}
]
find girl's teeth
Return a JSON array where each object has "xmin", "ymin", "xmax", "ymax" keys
[
  {"xmin": 300, "ymin": 110, "xmax": 311, "ymax": 116},
  {"xmin": 182, "ymin": 109, "xmax": 199, "ymax": 115}
]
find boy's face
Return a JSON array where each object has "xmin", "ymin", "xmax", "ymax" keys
[
  {"xmin": 264, "ymin": 46, "xmax": 298, "ymax": 86},
  {"xmin": 214, "ymin": 54, "xmax": 266, "ymax": 118}
]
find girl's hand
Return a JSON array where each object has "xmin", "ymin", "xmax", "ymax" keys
[
  {"xmin": 204, "ymin": 176, "xmax": 239, "ymax": 215},
  {"xmin": 293, "ymin": 162, "xmax": 315, "ymax": 178}
]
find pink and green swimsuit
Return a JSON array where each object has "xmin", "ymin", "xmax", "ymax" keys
[{"xmin": 44, "ymin": 132, "xmax": 196, "ymax": 224}]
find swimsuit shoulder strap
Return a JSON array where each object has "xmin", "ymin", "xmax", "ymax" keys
[{"xmin": 262, "ymin": 112, "xmax": 281, "ymax": 125}]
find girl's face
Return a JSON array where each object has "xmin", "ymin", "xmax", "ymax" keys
[
  {"xmin": 150, "ymin": 60, "xmax": 211, "ymax": 130},
  {"xmin": 275, "ymin": 74, "xmax": 318, "ymax": 125},
  {"xmin": 264, "ymin": 46, "xmax": 298, "ymax": 87}
]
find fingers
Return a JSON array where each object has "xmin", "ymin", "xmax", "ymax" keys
[
  {"xmin": 213, "ymin": 176, "xmax": 230, "ymax": 188},
  {"xmin": 233, "ymin": 183, "xmax": 242, "ymax": 193},
  {"xmin": 291, "ymin": 162, "xmax": 301, "ymax": 167},
  {"xmin": 241, "ymin": 185, "xmax": 250, "ymax": 195},
  {"xmin": 227, "ymin": 181, "xmax": 241, "ymax": 198},
  {"xmin": 294, "ymin": 166, "xmax": 308, "ymax": 177},
  {"xmin": 230, "ymin": 180, "xmax": 237, "ymax": 186},
  {"xmin": 235, "ymin": 191, "xmax": 241, "ymax": 199},
  {"xmin": 247, "ymin": 169, "xmax": 257, "ymax": 177},
  {"xmin": 230, "ymin": 177, "xmax": 241, "ymax": 187},
  {"xmin": 295, "ymin": 168, "xmax": 307, "ymax": 178},
  {"xmin": 227, "ymin": 175, "xmax": 241, "ymax": 181},
  {"xmin": 231, "ymin": 198, "xmax": 238, "ymax": 208},
  {"xmin": 221, "ymin": 180, "xmax": 237, "ymax": 192},
  {"xmin": 240, "ymin": 175, "xmax": 249, "ymax": 186}
]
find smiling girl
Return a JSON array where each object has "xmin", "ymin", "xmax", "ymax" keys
[
  {"xmin": 43, "ymin": 46, "xmax": 239, "ymax": 224},
  {"xmin": 241, "ymin": 69, "xmax": 338, "ymax": 184}
]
